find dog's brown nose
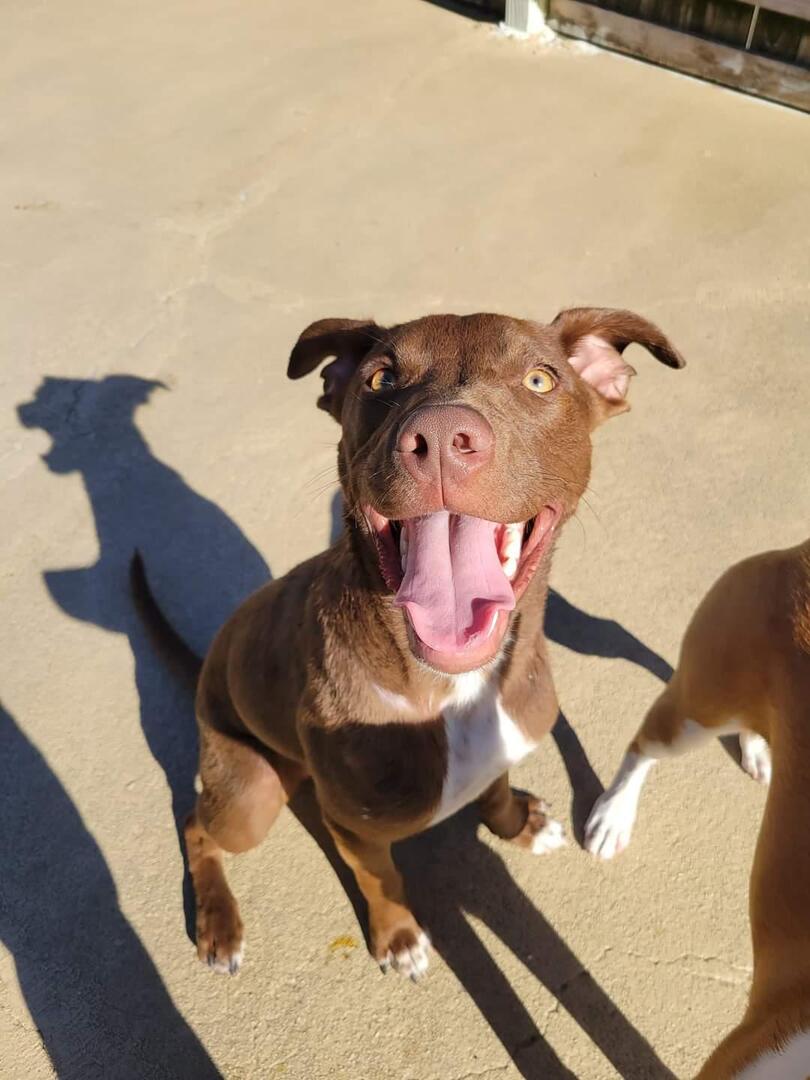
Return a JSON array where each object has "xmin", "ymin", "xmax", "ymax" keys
[{"xmin": 396, "ymin": 405, "xmax": 494, "ymax": 490}]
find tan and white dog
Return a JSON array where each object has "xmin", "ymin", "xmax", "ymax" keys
[{"xmin": 585, "ymin": 540, "xmax": 810, "ymax": 1078}]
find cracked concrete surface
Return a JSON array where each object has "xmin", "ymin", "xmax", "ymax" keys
[{"xmin": 2, "ymin": 0, "xmax": 810, "ymax": 1077}]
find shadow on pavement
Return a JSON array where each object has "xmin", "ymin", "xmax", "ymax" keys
[{"xmin": 0, "ymin": 701, "xmax": 221, "ymax": 1080}]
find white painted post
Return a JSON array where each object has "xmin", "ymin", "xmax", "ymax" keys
[{"xmin": 503, "ymin": 0, "xmax": 547, "ymax": 34}]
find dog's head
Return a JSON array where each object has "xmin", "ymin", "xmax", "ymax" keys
[{"xmin": 289, "ymin": 309, "xmax": 683, "ymax": 674}]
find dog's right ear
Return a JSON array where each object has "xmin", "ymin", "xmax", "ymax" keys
[{"xmin": 287, "ymin": 318, "xmax": 382, "ymax": 422}]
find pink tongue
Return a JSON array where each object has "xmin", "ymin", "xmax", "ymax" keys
[{"xmin": 394, "ymin": 511, "xmax": 515, "ymax": 653}]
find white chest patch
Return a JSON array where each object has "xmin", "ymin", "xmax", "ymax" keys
[
  {"xmin": 735, "ymin": 1028, "xmax": 810, "ymax": 1079},
  {"xmin": 430, "ymin": 677, "xmax": 536, "ymax": 826}
]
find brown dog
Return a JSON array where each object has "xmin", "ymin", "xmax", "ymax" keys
[
  {"xmin": 584, "ymin": 540, "xmax": 810, "ymax": 1076},
  {"xmin": 134, "ymin": 308, "xmax": 683, "ymax": 979}
]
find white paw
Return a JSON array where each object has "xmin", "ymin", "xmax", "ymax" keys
[
  {"xmin": 206, "ymin": 947, "xmax": 243, "ymax": 976},
  {"xmin": 740, "ymin": 732, "xmax": 771, "ymax": 785},
  {"xmin": 585, "ymin": 792, "xmax": 637, "ymax": 860},
  {"xmin": 531, "ymin": 816, "xmax": 567, "ymax": 854},
  {"xmin": 380, "ymin": 930, "xmax": 431, "ymax": 981}
]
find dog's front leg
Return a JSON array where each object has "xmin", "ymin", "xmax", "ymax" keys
[
  {"xmin": 584, "ymin": 684, "xmax": 711, "ymax": 860},
  {"xmin": 479, "ymin": 773, "xmax": 566, "ymax": 855},
  {"xmin": 325, "ymin": 819, "xmax": 430, "ymax": 980}
]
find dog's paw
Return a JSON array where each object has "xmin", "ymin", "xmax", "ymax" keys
[
  {"xmin": 530, "ymin": 815, "xmax": 567, "ymax": 854},
  {"xmin": 196, "ymin": 895, "xmax": 244, "ymax": 975},
  {"xmin": 584, "ymin": 791, "xmax": 636, "ymax": 860},
  {"xmin": 376, "ymin": 925, "xmax": 431, "ymax": 981},
  {"xmin": 508, "ymin": 796, "xmax": 567, "ymax": 855},
  {"xmin": 740, "ymin": 731, "xmax": 771, "ymax": 785}
]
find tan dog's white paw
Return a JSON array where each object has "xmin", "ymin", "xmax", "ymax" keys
[
  {"xmin": 740, "ymin": 731, "xmax": 771, "ymax": 785},
  {"xmin": 584, "ymin": 790, "xmax": 637, "ymax": 860}
]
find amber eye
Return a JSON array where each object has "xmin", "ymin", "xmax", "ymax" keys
[
  {"xmin": 522, "ymin": 367, "xmax": 556, "ymax": 395},
  {"xmin": 368, "ymin": 368, "xmax": 396, "ymax": 392}
]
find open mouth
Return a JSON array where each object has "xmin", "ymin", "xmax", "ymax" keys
[{"xmin": 365, "ymin": 505, "xmax": 559, "ymax": 674}]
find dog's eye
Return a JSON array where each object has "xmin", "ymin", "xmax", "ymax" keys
[
  {"xmin": 522, "ymin": 368, "xmax": 556, "ymax": 395},
  {"xmin": 368, "ymin": 368, "xmax": 396, "ymax": 392}
]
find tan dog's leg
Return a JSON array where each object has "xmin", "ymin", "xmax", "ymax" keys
[
  {"xmin": 479, "ymin": 773, "xmax": 566, "ymax": 855},
  {"xmin": 187, "ymin": 727, "xmax": 304, "ymax": 973},
  {"xmin": 585, "ymin": 684, "xmax": 713, "ymax": 860},
  {"xmin": 325, "ymin": 821, "xmax": 430, "ymax": 980}
]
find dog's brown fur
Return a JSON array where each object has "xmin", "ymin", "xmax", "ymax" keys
[
  {"xmin": 584, "ymin": 540, "xmax": 810, "ymax": 1076},
  {"xmin": 133, "ymin": 308, "xmax": 683, "ymax": 977},
  {"xmin": 694, "ymin": 542, "xmax": 810, "ymax": 1077}
]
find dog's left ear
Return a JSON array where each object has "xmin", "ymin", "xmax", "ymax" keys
[
  {"xmin": 287, "ymin": 318, "xmax": 383, "ymax": 422},
  {"xmin": 551, "ymin": 308, "xmax": 685, "ymax": 423}
]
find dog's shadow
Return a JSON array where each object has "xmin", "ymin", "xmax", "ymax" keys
[
  {"xmin": 296, "ymin": 774, "xmax": 675, "ymax": 1078},
  {"xmin": 0, "ymin": 700, "xmax": 222, "ymax": 1079},
  {"xmin": 403, "ymin": 811, "xmax": 673, "ymax": 1079},
  {"xmin": 18, "ymin": 377, "xmax": 271, "ymax": 841},
  {"xmin": 19, "ymin": 376, "xmax": 675, "ymax": 1078}
]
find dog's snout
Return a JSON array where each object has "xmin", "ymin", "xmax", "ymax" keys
[{"xmin": 396, "ymin": 405, "xmax": 494, "ymax": 492}]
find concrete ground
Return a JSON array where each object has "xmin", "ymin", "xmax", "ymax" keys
[{"xmin": 2, "ymin": 1, "xmax": 809, "ymax": 1076}]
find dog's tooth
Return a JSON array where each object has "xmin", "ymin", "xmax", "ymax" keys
[
  {"xmin": 502, "ymin": 556, "xmax": 518, "ymax": 580},
  {"xmin": 500, "ymin": 522, "xmax": 523, "ymax": 563}
]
